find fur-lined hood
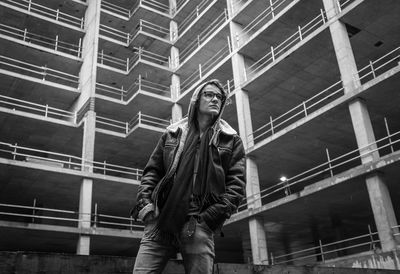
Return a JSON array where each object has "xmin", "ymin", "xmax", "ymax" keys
[{"xmin": 167, "ymin": 79, "xmax": 237, "ymax": 141}]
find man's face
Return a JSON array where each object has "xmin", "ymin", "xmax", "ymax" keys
[{"xmin": 198, "ymin": 84, "xmax": 224, "ymax": 117}]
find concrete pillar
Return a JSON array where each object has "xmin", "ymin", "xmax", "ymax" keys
[
  {"xmin": 246, "ymin": 157, "xmax": 261, "ymax": 209},
  {"xmin": 77, "ymin": 178, "xmax": 93, "ymax": 255},
  {"xmin": 71, "ymin": 0, "xmax": 101, "ymax": 114},
  {"xmin": 169, "ymin": 0, "xmax": 177, "ymax": 16},
  {"xmin": 171, "ymin": 74, "xmax": 182, "ymax": 123},
  {"xmin": 248, "ymin": 217, "xmax": 268, "ymax": 265},
  {"xmin": 73, "ymin": 0, "xmax": 100, "ymax": 255},
  {"xmin": 228, "ymin": 13, "xmax": 267, "ymax": 264},
  {"xmin": 322, "ymin": 0, "xmax": 398, "ymax": 252},
  {"xmin": 245, "ymin": 157, "xmax": 268, "ymax": 264},
  {"xmin": 366, "ymin": 173, "xmax": 399, "ymax": 252}
]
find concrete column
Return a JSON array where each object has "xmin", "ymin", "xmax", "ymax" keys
[
  {"xmin": 248, "ymin": 217, "xmax": 268, "ymax": 265},
  {"xmin": 73, "ymin": 0, "xmax": 100, "ymax": 255},
  {"xmin": 228, "ymin": 14, "xmax": 267, "ymax": 264},
  {"xmin": 169, "ymin": 0, "xmax": 177, "ymax": 16},
  {"xmin": 77, "ymin": 178, "xmax": 93, "ymax": 255},
  {"xmin": 246, "ymin": 157, "xmax": 261, "ymax": 209},
  {"xmin": 366, "ymin": 173, "xmax": 399, "ymax": 252},
  {"xmin": 71, "ymin": 0, "xmax": 101, "ymax": 114},
  {"xmin": 171, "ymin": 74, "xmax": 182, "ymax": 123},
  {"xmin": 322, "ymin": 0, "xmax": 398, "ymax": 252},
  {"xmin": 245, "ymin": 158, "xmax": 268, "ymax": 264},
  {"xmin": 171, "ymin": 103, "xmax": 183, "ymax": 123}
]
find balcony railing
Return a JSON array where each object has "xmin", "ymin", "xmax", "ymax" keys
[
  {"xmin": 180, "ymin": 38, "xmax": 232, "ymax": 93},
  {"xmin": 178, "ymin": 0, "xmax": 215, "ymax": 37},
  {"xmin": 99, "ymin": 20, "xmax": 170, "ymax": 46},
  {"xmin": 101, "ymin": 0, "xmax": 169, "ymax": 20},
  {"xmin": 0, "ymin": 55, "xmax": 80, "ymax": 88},
  {"xmin": 250, "ymin": 80, "xmax": 345, "ymax": 143},
  {"xmin": 1, "ymin": 0, "xmax": 84, "ymax": 29},
  {"xmin": 358, "ymin": 46, "xmax": 400, "ymax": 84},
  {"xmin": 240, "ymin": 119, "xmax": 400, "ymax": 211},
  {"xmin": 97, "ymin": 47, "xmax": 170, "ymax": 73},
  {"xmin": 0, "ymin": 23, "xmax": 82, "ymax": 57},
  {"xmin": 0, "ymin": 142, "xmax": 143, "ymax": 180},
  {"xmin": 245, "ymin": 9, "xmax": 327, "ymax": 81},
  {"xmin": 96, "ymin": 76, "xmax": 171, "ymax": 101},
  {"xmin": 235, "ymin": 0, "xmax": 292, "ymax": 48},
  {"xmin": 270, "ymin": 226, "xmax": 380, "ymax": 265},
  {"xmin": 250, "ymin": 46, "xmax": 400, "ymax": 145},
  {"xmin": 179, "ymin": 9, "xmax": 229, "ymax": 64},
  {"xmin": 96, "ymin": 112, "xmax": 170, "ymax": 135},
  {"xmin": 0, "ymin": 201, "xmax": 144, "ymax": 231},
  {"xmin": 0, "ymin": 94, "xmax": 76, "ymax": 122}
]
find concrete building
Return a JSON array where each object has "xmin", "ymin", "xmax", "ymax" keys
[{"xmin": 0, "ymin": 0, "xmax": 399, "ymax": 269}]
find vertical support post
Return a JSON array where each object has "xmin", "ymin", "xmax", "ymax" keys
[
  {"xmin": 270, "ymin": 0, "xmax": 275, "ymax": 18},
  {"xmin": 78, "ymin": 38, "xmax": 82, "ymax": 57},
  {"xmin": 45, "ymin": 104, "xmax": 49, "ymax": 118},
  {"xmin": 13, "ymin": 143, "xmax": 17, "ymax": 160},
  {"xmin": 370, "ymin": 61, "xmax": 376, "ymax": 78},
  {"xmin": 384, "ymin": 117, "xmax": 394, "ymax": 153},
  {"xmin": 270, "ymin": 116, "xmax": 274, "ymax": 135},
  {"xmin": 93, "ymin": 203, "xmax": 98, "ymax": 228},
  {"xmin": 199, "ymin": 63, "xmax": 202, "ymax": 78},
  {"xmin": 271, "ymin": 46, "xmax": 275, "ymax": 62},
  {"xmin": 56, "ymin": 9, "xmax": 60, "ymax": 21},
  {"xmin": 368, "ymin": 224, "xmax": 376, "ymax": 250},
  {"xmin": 326, "ymin": 148, "xmax": 333, "ymax": 177},
  {"xmin": 23, "ymin": 28, "xmax": 27, "ymax": 41},
  {"xmin": 303, "ymin": 101, "xmax": 307, "ymax": 116},
  {"xmin": 298, "ymin": 26, "xmax": 302, "ymax": 40},
  {"xmin": 32, "ymin": 198, "xmax": 37, "ymax": 223},
  {"xmin": 319, "ymin": 240, "xmax": 325, "ymax": 262},
  {"xmin": 55, "ymin": 35, "xmax": 59, "ymax": 51},
  {"xmin": 321, "ymin": 9, "xmax": 326, "ymax": 23}
]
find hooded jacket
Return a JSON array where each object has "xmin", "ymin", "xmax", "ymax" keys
[{"xmin": 132, "ymin": 79, "xmax": 246, "ymax": 232}]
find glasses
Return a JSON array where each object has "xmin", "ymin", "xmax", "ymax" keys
[{"xmin": 202, "ymin": 91, "xmax": 224, "ymax": 101}]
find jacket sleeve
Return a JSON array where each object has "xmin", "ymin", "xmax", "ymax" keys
[
  {"xmin": 200, "ymin": 135, "xmax": 246, "ymax": 230},
  {"xmin": 131, "ymin": 132, "xmax": 167, "ymax": 219}
]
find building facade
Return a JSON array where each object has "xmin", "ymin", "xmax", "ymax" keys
[{"xmin": 0, "ymin": 0, "xmax": 399, "ymax": 266}]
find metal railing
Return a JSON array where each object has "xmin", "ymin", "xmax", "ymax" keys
[
  {"xmin": 93, "ymin": 203, "xmax": 144, "ymax": 230},
  {"xmin": 101, "ymin": 0, "xmax": 169, "ymax": 20},
  {"xmin": 235, "ymin": 0, "xmax": 292, "ymax": 48},
  {"xmin": 97, "ymin": 47, "xmax": 170, "ymax": 73},
  {"xmin": 0, "ymin": 142, "xmax": 143, "ymax": 180},
  {"xmin": 250, "ymin": 80, "xmax": 345, "ymax": 143},
  {"xmin": 270, "ymin": 226, "xmax": 380, "ymax": 265},
  {"xmin": 0, "ymin": 201, "xmax": 144, "ymax": 231},
  {"xmin": 96, "ymin": 111, "xmax": 170, "ymax": 135},
  {"xmin": 1, "ymin": 0, "xmax": 84, "ymax": 29},
  {"xmin": 358, "ymin": 46, "xmax": 400, "ymax": 84},
  {"xmin": 245, "ymin": 9, "xmax": 327, "ymax": 80},
  {"xmin": 96, "ymin": 76, "xmax": 170, "ymax": 102},
  {"xmin": 178, "ymin": 0, "xmax": 215, "ymax": 36},
  {"xmin": 0, "ymin": 94, "xmax": 76, "ymax": 122},
  {"xmin": 250, "ymin": 45, "xmax": 400, "ymax": 145},
  {"xmin": 129, "ymin": 19, "xmax": 170, "ymax": 42},
  {"xmin": 180, "ymin": 38, "xmax": 232, "ymax": 92},
  {"xmin": 240, "ymin": 119, "xmax": 400, "ymax": 211},
  {"xmin": 0, "ymin": 24, "xmax": 82, "ymax": 57},
  {"xmin": 179, "ymin": 9, "xmax": 229, "ymax": 63},
  {"xmin": 99, "ymin": 19, "xmax": 170, "ymax": 46},
  {"xmin": 0, "ymin": 55, "xmax": 80, "ymax": 88}
]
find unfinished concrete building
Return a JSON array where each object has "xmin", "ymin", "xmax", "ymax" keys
[{"xmin": 0, "ymin": 0, "xmax": 399, "ymax": 270}]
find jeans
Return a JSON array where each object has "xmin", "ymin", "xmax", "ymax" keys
[{"xmin": 133, "ymin": 218, "xmax": 215, "ymax": 274}]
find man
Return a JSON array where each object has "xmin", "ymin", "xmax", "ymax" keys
[{"xmin": 131, "ymin": 79, "xmax": 246, "ymax": 274}]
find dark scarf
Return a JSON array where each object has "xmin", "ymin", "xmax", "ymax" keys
[{"xmin": 156, "ymin": 126, "xmax": 216, "ymax": 234}]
